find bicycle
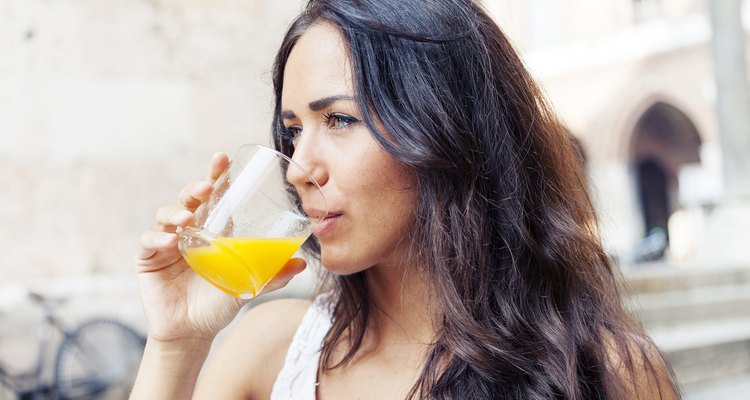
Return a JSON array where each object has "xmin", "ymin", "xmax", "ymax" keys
[{"xmin": 0, "ymin": 291, "xmax": 146, "ymax": 399}]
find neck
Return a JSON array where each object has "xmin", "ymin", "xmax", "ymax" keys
[{"xmin": 363, "ymin": 261, "xmax": 437, "ymax": 347}]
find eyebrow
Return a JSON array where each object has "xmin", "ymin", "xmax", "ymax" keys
[
  {"xmin": 309, "ymin": 95, "xmax": 355, "ymax": 111},
  {"xmin": 280, "ymin": 94, "xmax": 355, "ymax": 120},
  {"xmin": 280, "ymin": 110, "xmax": 296, "ymax": 120}
]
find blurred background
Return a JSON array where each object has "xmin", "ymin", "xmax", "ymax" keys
[{"xmin": 1, "ymin": 0, "xmax": 749, "ymax": 398}]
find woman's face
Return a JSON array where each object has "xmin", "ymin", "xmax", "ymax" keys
[{"xmin": 282, "ymin": 23, "xmax": 418, "ymax": 275}]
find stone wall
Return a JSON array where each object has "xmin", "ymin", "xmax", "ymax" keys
[{"xmin": 1, "ymin": 0, "xmax": 305, "ymax": 282}]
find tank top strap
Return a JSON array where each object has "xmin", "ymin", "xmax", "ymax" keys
[{"xmin": 270, "ymin": 293, "xmax": 334, "ymax": 400}]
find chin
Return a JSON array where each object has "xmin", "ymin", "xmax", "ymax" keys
[{"xmin": 320, "ymin": 251, "xmax": 368, "ymax": 276}]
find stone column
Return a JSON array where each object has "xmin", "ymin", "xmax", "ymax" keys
[
  {"xmin": 696, "ymin": 0, "xmax": 750, "ymax": 267},
  {"xmin": 709, "ymin": 0, "xmax": 750, "ymax": 200}
]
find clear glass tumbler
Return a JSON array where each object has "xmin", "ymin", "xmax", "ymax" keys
[{"xmin": 177, "ymin": 144, "xmax": 326, "ymax": 299}]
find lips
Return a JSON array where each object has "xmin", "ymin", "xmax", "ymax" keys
[
  {"xmin": 302, "ymin": 206, "xmax": 330, "ymax": 220},
  {"xmin": 302, "ymin": 206, "xmax": 341, "ymax": 236},
  {"xmin": 314, "ymin": 213, "xmax": 342, "ymax": 236}
]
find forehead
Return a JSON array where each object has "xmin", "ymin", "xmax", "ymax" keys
[{"xmin": 281, "ymin": 23, "xmax": 354, "ymax": 108}]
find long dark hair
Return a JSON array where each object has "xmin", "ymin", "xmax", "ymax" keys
[{"xmin": 271, "ymin": 0, "xmax": 678, "ymax": 398}]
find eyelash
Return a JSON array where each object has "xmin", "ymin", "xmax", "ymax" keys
[
  {"xmin": 280, "ymin": 125, "xmax": 301, "ymax": 142},
  {"xmin": 322, "ymin": 112, "xmax": 359, "ymax": 130},
  {"xmin": 280, "ymin": 112, "xmax": 359, "ymax": 142}
]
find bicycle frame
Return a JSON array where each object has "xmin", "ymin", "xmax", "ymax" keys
[
  {"xmin": 1, "ymin": 292, "xmax": 146, "ymax": 400},
  {"xmin": 0, "ymin": 303, "xmax": 59, "ymax": 397}
]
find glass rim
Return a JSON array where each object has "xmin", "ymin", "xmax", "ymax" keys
[{"xmin": 241, "ymin": 143, "xmax": 328, "ymax": 217}]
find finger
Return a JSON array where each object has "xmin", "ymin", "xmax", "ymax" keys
[
  {"xmin": 208, "ymin": 152, "xmax": 230, "ymax": 184},
  {"xmin": 138, "ymin": 231, "xmax": 178, "ymax": 256},
  {"xmin": 260, "ymin": 258, "xmax": 307, "ymax": 294},
  {"xmin": 178, "ymin": 181, "xmax": 213, "ymax": 211},
  {"xmin": 135, "ymin": 231, "xmax": 181, "ymax": 271},
  {"xmin": 135, "ymin": 247, "xmax": 157, "ymax": 262},
  {"xmin": 135, "ymin": 247, "xmax": 182, "ymax": 271},
  {"xmin": 155, "ymin": 206, "xmax": 193, "ymax": 232}
]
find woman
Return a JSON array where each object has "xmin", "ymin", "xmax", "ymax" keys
[{"xmin": 132, "ymin": 0, "xmax": 679, "ymax": 398}]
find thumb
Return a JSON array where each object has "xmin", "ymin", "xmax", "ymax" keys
[{"xmin": 260, "ymin": 258, "xmax": 307, "ymax": 294}]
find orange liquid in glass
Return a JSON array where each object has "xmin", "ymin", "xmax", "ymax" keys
[{"xmin": 184, "ymin": 237, "xmax": 305, "ymax": 298}]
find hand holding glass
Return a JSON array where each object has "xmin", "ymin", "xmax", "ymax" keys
[{"xmin": 178, "ymin": 144, "xmax": 326, "ymax": 299}]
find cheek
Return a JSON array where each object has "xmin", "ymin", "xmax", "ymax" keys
[
  {"xmin": 321, "ymin": 170, "xmax": 417, "ymax": 272},
  {"xmin": 354, "ymin": 164, "xmax": 416, "ymax": 225},
  {"xmin": 358, "ymin": 167, "xmax": 419, "ymax": 246},
  {"xmin": 365, "ymin": 153, "xmax": 417, "ymax": 220}
]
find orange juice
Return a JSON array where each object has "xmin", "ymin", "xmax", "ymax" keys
[{"xmin": 183, "ymin": 237, "xmax": 305, "ymax": 298}]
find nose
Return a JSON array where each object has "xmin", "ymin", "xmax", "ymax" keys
[{"xmin": 285, "ymin": 134, "xmax": 328, "ymax": 194}]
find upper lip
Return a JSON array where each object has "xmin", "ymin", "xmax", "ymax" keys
[{"xmin": 303, "ymin": 206, "xmax": 339, "ymax": 220}]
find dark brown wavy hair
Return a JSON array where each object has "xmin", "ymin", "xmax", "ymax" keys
[{"xmin": 271, "ymin": 0, "xmax": 679, "ymax": 398}]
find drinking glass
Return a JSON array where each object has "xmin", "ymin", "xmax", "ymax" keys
[{"xmin": 177, "ymin": 144, "xmax": 326, "ymax": 299}]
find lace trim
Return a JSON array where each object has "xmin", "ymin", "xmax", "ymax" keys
[{"xmin": 270, "ymin": 294, "xmax": 334, "ymax": 400}]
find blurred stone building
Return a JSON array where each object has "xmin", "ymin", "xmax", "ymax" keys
[
  {"xmin": 2, "ymin": 0, "xmax": 748, "ymax": 282},
  {"xmin": 483, "ymin": 0, "xmax": 750, "ymax": 267}
]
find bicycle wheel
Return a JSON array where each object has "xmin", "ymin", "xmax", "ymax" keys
[{"xmin": 53, "ymin": 319, "xmax": 145, "ymax": 400}]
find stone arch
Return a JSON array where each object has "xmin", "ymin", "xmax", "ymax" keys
[{"xmin": 627, "ymin": 101, "xmax": 702, "ymax": 261}]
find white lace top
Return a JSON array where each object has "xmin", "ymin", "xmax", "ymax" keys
[{"xmin": 270, "ymin": 294, "xmax": 334, "ymax": 400}]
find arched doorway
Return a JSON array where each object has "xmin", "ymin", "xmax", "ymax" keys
[{"xmin": 629, "ymin": 102, "xmax": 702, "ymax": 262}]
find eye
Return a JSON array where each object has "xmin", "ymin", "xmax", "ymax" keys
[
  {"xmin": 281, "ymin": 125, "xmax": 302, "ymax": 144},
  {"xmin": 323, "ymin": 112, "xmax": 359, "ymax": 130}
]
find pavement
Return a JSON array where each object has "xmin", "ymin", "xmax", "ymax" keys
[{"xmin": 684, "ymin": 374, "xmax": 750, "ymax": 399}]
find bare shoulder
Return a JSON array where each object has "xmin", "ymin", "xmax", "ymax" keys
[
  {"xmin": 235, "ymin": 297, "xmax": 313, "ymax": 359},
  {"xmin": 240, "ymin": 297, "xmax": 313, "ymax": 341},
  {"xmin": 603, "ymin": 331, "xmax": 680, "ymax": 400},
  {"xmin": 194, "ymin": 298, "xmax": 312, "ymax": 400}
]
